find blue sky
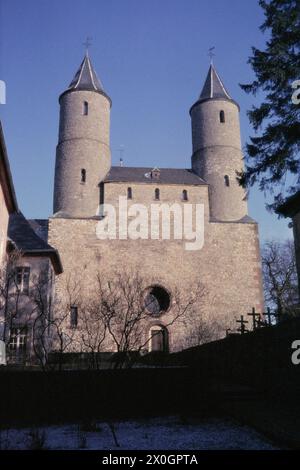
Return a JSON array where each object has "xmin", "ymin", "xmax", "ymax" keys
[{"xmin": 0, "ymin": 0, "xmax": 293, "ymax": 241}]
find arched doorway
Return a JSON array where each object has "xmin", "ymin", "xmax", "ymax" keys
[{"xmin": 149, "ymin": 325, "xmax": 169, "ymax": 353}]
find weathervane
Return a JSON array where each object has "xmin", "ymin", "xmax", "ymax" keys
[
  {"xmin": 83, "ymin": 36, "xmax": 93, "ymax": 55},
  {"xmin": 208, "ymin": 46, "xmax": 215, "ymax": 64}
]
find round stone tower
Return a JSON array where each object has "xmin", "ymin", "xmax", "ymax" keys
[
  {"xmin": 53, "ymin": 53, "xmax": 111, "ymax": 217},
  {"xmin": 190, "ymin": 64, "xmax": 247, "ymax": 221}
]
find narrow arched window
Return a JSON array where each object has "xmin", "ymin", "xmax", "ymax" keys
[
  {"xmin": 98, "ymin": 182, "xmax": 105, "ymax": 217},
  {"xmin": 155, "ymin": 188, "xmax": 160, "ymax": 200},
  {"xmin": 127, "ymin": 187, "xmax": 132, "ymax": 200},
  {"xmin": 81, "ymin": 168, "xmax": 86, "ymax": 183},
  {"xmin": 182, "ymin": 189, "xmax": 188, "ymax": 201},
  {"xmin": 220, "ymin": 110, "xmax": 225, "ymax": 123},
  {"xmin": 83, "ymin": 101, "xmax": 89, "ymax": 116},
  {"xmin": 224, "ymin": 175, "xmax": 230, "ymax": 187}
]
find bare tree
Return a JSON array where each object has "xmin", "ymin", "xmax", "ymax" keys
[
  {"xmin": 262, "ymin": 239, "xmax": 299, "ymax": 318},
  {"xmin": 79, "ymin": 299, "xmax": 107, "ymax": 369},
  {"xmin": 180, "ymin": 310, "xmax": 221, "ymax": 349},
  {"xmin": 30, "ymin": 270, "xmax": 55, "ymax": 369},
  {"xmin": 30, "ymin": 272, "xmax": 80, "ymax": 370},
  {"xmin": 90, "ymin": 270, "xmax": 207, "ymax": 368},
  {"xmin": 48, "ymin": 273, "xmax": 81, "ymax": 370},
  {"xmin": 96, "ymin": 271, "xmax": 148, "ymax": 367},
  {"xmin": 0, "ymin": 250, "xmax": 22, "ymax": 343}
]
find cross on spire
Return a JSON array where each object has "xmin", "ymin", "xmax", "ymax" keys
[
  {"xmin": 83, "ymin": 36, "xmax": 93, "ymax": 55},
  {"xmin": 208, "ymin": 46, "xmax": 215, "ymax": 64}
]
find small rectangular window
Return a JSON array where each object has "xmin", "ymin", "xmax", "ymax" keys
[
  {"xmin": 127, "ymin": 187, "xmax": 132, "ymax": 200},
  {"xmin": 16, "ymin": 267, "xmax": 30, "ymax": 294},
  {"xmin": 83, "ymin": 101, "xmax": 89, "ymax": 116},
  {"xmin": 9, "ymin": 327, "xmax": 27, "ymax": 353},
  {"xmin": 70, "ymin": 306, "xmax": 78, "ymax": 328}
]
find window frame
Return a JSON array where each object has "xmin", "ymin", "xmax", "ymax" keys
[
  {"xmin": 15, "ymin": 267, "xmax": 30, "ymax": 295},
  {"xmin": 9, "ymin": 327, "xmax": 27, "ymax": 352},
  {"xmin": 70, "ymin": 305, "xmax": 78, "ymax": 328}
]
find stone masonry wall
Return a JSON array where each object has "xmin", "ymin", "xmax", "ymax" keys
[
  {"xmin": 48, "ymin": 181, "xmax": 263, "ymax": 353},
  {"xmin": 54, "ymin": 90, "xmax": 111, "ymax": 217},
  {"xmin": 191, "ymin": 98, "xmax": 248, "ymax": 221}
]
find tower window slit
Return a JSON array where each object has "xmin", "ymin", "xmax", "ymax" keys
[
  {"xmin": 99, "ymin": 182, "xmax": 105, "ymax": 217},
  {"xmin": 182, "ymin": 189, "xmax": 188, "ymax": 201},
  {"xmin": 224, "ymin": 175, "xmax": 230, "ymax": 187},
  {"xmin": 83, "ymin": 101, "xmax": 89, "ymax": 116},
  {"xmin": 127, "ymin": 187, "xmax": 132, "ymax": 200},
  {"xmin": 81, "ymin": 168, "xmax": 86, "ymax": 183},
  {"xmin": 220, "ymin": 110, "xmax": 225, "ymax": 123},
  {"xmin": 155, "ymin": 188, "xmax": 160, "ymax": 200}
]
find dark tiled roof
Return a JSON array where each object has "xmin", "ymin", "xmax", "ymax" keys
[
  {"xmin": 199, "ymin": 64, "xmax": 232, "ymax": 101},
  {"xmin": 68, "ymin": 54, "xmax": 103, "ymax": 92},
  {"xmin": 60, "ymin": 54, "xmax": 111, "ymax": 104},
  {"xmin": 0, "ymin": 121, "xmax": 18, "ymax": 213},
  {"xmin": 8, "ymin": 213, "xmax": 63, "ymax": 274},
  {"xmin": 28, "ymin": 219, "xmax": 49, "ymax": 242},
  {"xmin": 190, "ymin": 64, "xmax": 239, "ymax": 113},
  {"xmin": 104, "ymin": 167, "xmax": 206, "ymax": 186}
]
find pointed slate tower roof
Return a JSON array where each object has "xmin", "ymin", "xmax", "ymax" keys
[
  {"xmin": 68, "ymin": 53, "xmax": 103, "ymax": 91},
  {"xmin": 199, "ymin": 64, "xmax": 231, "ymax": 101},
  {"xmin": 190, "ymin": 64, "xmax": 239, "ymax": 113},
  {"xmin": 60, "ymin": 53, "xmax": 111, "ymax": 104}
]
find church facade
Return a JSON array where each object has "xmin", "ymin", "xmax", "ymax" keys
[{"xmin": 44, "ymin": 54, "xmax": 264, "ymax": 354}]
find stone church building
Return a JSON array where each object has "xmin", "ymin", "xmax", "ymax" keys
[
  {"xmin": 48, "ymin": 54, "xmax": 263, "ymax": 353},
  {"xmin": 1, "ymin": 54, "xmax": 264, "ymax": 362}
]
